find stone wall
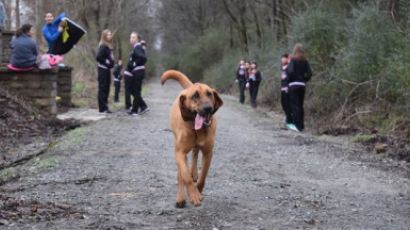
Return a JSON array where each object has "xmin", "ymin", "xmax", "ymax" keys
[
  {"xmin": 0, "ymin": 68, "xmax": 58, "ymax": 114},
  {"xmin": 57, "ymin": 66, "xmax": 72, "ymax": 107},
  {"xmin": 0, "ymin": 30, "xmax": 13, "ymax": 63},
  {"xmin": 0, "ymin": 31, "xmax": 73, "ymax": 115}
]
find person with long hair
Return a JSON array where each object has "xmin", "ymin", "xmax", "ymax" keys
[
  {"xmin": 236, "ymin": 59, "xmax": 247, "ymax": 104},
  {"xmin": 248, "ymin": 61, "xmax": 262, "ymax": 108},
  {"xmin": 96, "ymin": 29, "xmax": 114, "ymax": 113},
  {"xmin": 9, "ymin": 24, "xmax": 38, "ymax": 70},
  {"xmin": 124, "ymin": 32, "xmax": 149, "ymax": 115},
  {"xmin": 286, "ymin": 43, "xmax": 312, "ymax": 132}
]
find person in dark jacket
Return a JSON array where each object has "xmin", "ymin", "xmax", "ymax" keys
[
  {"xmin": 113, "ymin": 60, "xmax": 123, "ymax": 103},
  {"xmin": 280, "ymin": 53, "xmax": 293, "ymax": 127},
  {"xmin": 9, "ymin": 24, "xmax": 38, "ymax": 69},
  {"xmin": 96, "ymin": 29, "xmax": 114, "ymax": 113},
  {"xmin": 286, "ymin": 43, "xmax": 312, "ymax": 132},
  {"xmin": 124, "ymin": 32, "xmax": 149, "ymax": 115},
  {"xmin": 248, "ymin": 61, "xmax": 262, "ymax": 108},
  {"xmin": 42, "ymin": 12, "xmax": 66, "ymax": 53},
  {"xmin": 236, "ymin": 59, "xmax": 247, "ymax": 104}
]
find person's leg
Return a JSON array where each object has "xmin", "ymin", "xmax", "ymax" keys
[
  {"xmin": 249, "ymin": 82, "xmax": 256, "ymax": 108},
  {"xmin": 114, "ymin": 81, "xmax": 120, "ymax": 102},
  {"xmin": 281, "ymin": 91, "xmax": 292, "ymax": 124},
  {"xmin": 253, "ymin": 81, "xmax": 260, "ymax": 108},
  {"xmin": 135, "ymin": 70, "xmax": 148, "ymax": 111},
  {"xmin": 289, "ymin": 86, "xmax": 304, "ymax": 131},
  {"xmin": 97, "ymin": 68, "xmax": 108, "ymax": 112},
  {"xmin": 124, "ymin": 76, "xmax": 132, "ymax": 110},
  {"xmin": 239, "ymin": 81, "xmax": 245, "ymax": 104},
  {"xmin": 130, "ymin": 76, "xmax": 139, "ymax": 114},
  {"xmin": 102, "ymin": 69, "xmax": 111, "ymax": 111},
  {"xmin": 299, "ymin": 87, "xmax": 305, "ymax": 131}
]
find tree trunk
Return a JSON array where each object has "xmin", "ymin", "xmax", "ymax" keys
[{"xmin": 15, "ymin": 0, "xmax": 19, "ymax": 28}]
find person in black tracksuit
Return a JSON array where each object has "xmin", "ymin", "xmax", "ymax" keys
[
  {"xmin": 236, "ymin": 59, "xmax": 247, "ymax": 104},
  {"xmin": 113, "ymin": 60, "xmax": 123, "ymax": 103},
  {"xmin": 124, "ymin": 32, "xmax": 149, "ymax": 115},
  {"xmin": 280, "ymin": 54, "xmax": 292, "ymax": 125},
  {"xmin": 248, "ymin": 62, "xmax": 262, "ymax": 108},
  {"xmin": 286, "ymin": 44, "xmax": 312, "ymax": 131},
  {"xmin": 96, "ymin": 29, "xmax": 114, "ymax": 113}
]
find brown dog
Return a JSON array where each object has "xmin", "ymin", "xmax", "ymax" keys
[{"xmin": 160, "ymin": 70, "xmax": 223, "ymax": 208}]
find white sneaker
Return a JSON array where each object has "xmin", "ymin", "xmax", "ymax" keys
[
  {"xmin": 287, "ymin": 123, "xmax": 300, "ymax": 132},
  {"xmin": 138, "ymin": 107, "xmax": 150, "ymax": 115}
]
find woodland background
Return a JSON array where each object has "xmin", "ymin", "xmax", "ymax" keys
[{"xmin": 2, "ymin": 0, "xmax": 410, "ymax": 139}]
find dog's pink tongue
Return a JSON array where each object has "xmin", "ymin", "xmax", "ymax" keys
[{"xmin": 195, "ymin": 114, "xmax": 204, "ymax": 130}]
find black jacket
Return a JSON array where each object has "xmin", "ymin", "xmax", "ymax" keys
[
  {"xmin": 236, "ymin": 65, "xmax": 247, "ymax": 82},
  {"xmin": 96, "ymin": 44, "xmax": 114, "ymax": 69},
  {"xmin": 126, "ymin": 43, "xmax": 147, "ymax": 72},
  {"xmin": 286, "ymin": 58, "xmax": 312, "ymax": 84},
  {"xmin": 248, "ymin": 70, "xmax": 262, "ymax": 82},
  {"xmin": 113, "ymin": 64, "xmax": 122, "ymax": 81}
]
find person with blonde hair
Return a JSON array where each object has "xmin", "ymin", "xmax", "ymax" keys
[
  {"xmin": 124, "ymin": 31, "xmax": 149, "ymax": 115},
  {"xmin": 286, "ymin": 43, "xmax": 312, "ymax": 132},
  {"xmin": 96, "ymin": 29, "xmax": 115, "ymax": 113}
]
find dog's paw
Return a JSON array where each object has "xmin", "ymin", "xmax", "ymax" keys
[
  {"xmin": 188, "ymin": 187, "xmax": 202, "ymax": 206},
  {"xmin": 175, "ymin": 200, "xmax": 186, "ymax": 208}
]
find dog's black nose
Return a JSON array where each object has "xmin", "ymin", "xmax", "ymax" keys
[{"xmin": 203, "ymin": 106, "xmax": 213, "ymax": 114}]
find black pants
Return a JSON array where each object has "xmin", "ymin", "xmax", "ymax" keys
[
  {"xmin": 289, "ymin": 85, "xmax": 305, "ymax": 131},
  {"xmin": 97, "ymin": 67, "xmax": 111, "ymax": 112},
  {"xmin": 124, "ymin": 78, "xmax": 131, "ymax": 110},
  {"xmin": 249, "ymin": 81, "xmax": 260, "ymax": 108},
  {"xmin": 114, "ymin": 81, "xmax": 120, "ymax": 102},
  {"xmin": 238, "ymin": 81, "xmax": 246, "ymax": 104},
  {"xmin": 125, "ymin": 69, "xmax": 147, "ymax": 113},
  {"xmin": 281, "ymin": 90, "xmax": 292, "ymax": 124}
]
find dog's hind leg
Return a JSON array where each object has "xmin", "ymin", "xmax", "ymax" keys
[
  {"xmin": 191, "ymin": 147, "xmax": 199, "ymax": 182},
  {"xmin": 196, "ymin": 146, "xmax": 213, "ymax": 193}
]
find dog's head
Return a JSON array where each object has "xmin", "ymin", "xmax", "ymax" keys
[{"xmin": 179, "ymin": 83, "xmax": 223, "ymax": 129}]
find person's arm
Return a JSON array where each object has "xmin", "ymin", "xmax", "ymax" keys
[
  {"xmin": 42, "ymin": 25, "xmax": 61, "ymax": 43},
  {"xmin": 304, "ymin": 61, "xmax": 312, "ymax": 82},
  {"xmin": 52, "ymin": 12, "xmax": 66, "ymax": 27},
  {"xmin": 96, "ymin": 45, "xmax": 107, "ymax": 64},
  {"xmin": 132, "ymin": 46, "xmax": 147, "ymax": 65},
  {"xmin": 256, "ymin": 71, "xmax": 262, "ymax": 81},
  {"xmin": 286, "ymin": 60, "xmax": 295, "ymax": 82}
]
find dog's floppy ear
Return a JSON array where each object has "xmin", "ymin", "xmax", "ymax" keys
[
  {"xmin": 212, "ymin": 90, "xmax": 223, "ymax": 115},
  {"xmin": 179, "ymin": 94, "xmax": 195, "ymax": 121}
]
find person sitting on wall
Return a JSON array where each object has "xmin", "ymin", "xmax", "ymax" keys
[
  {"xmin": 8, "ymin": 24, "xmax": 38, "ymax": 71},
  {"xmin": 42, "ymin": 12, "xmax": 66, "ymax": 53}
]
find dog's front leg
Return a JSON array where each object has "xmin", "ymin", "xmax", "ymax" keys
[
  {"xmin": 191, "ymin": 147, "xmax": 199, "ymax": 182},
  {"xmin": 196, "ymin": 146, "xmax": 214, "ymax": 193},
  {"xmin": 176, "ymin": 151, "xmax": 202, "ymax": 207}
]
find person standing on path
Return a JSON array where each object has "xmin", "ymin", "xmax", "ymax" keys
[
  {"xmin": 236, "ymin": 59, "xmax": 247, "ymax": 104},
  {"xmin": 280, "ymin": 53, "xmax": 293, "ymax": 128},
  {"xmin": 248, "ymin": 61, "xmax": 262, "ymax": 108},
  {"xmin": 124, "ymin": 32, "xmax": 149, "ymax": 115},
  {"xmin": 286, "ymin": 44, "xmax": 312, "ymax": 132},
  {"xmin": 96, "ymin": 29, "xmax": 115, "ymax": 114},
  {"xmin": 113, "ymin": 60, "xmax": 123, "ymax": 103}
]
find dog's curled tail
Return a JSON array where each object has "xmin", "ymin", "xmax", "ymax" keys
[{"xmin": 160, "ymin": 70, "xmax": 193, "ymax": 89}]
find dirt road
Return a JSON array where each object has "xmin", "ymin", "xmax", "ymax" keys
[{"xmin": 1, "ymin": 78, "xmax": 409, "ymax": 229}]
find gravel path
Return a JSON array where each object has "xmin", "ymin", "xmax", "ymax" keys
[{"xmin": 1, "ymin": 78, "xmax": 409, "ymax": 229}]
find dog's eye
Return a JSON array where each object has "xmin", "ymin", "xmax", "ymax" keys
[
  {"xmin": 206, "ymin": 91, "xmax": 212, "ymax": 97},
  {"xmin": 192, "ymin": 92, "xmax": 199, "ymax": 100}
]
